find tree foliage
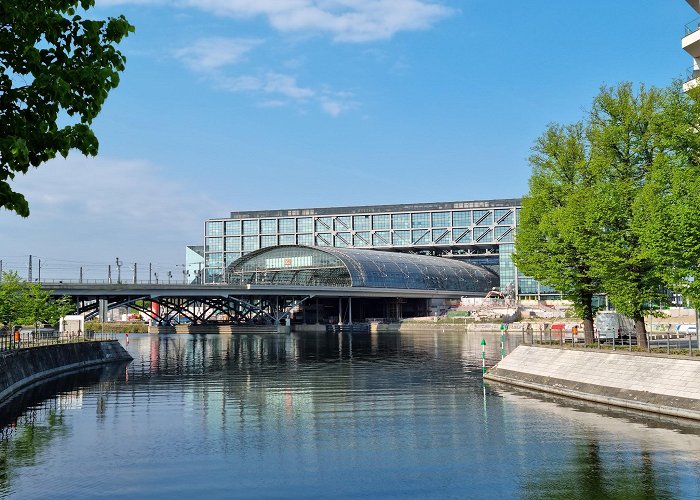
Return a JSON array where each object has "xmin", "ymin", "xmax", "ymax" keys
[
  {"xmin": 513, "ymin": 123, "xmax": 600, "ymax": 342},
  {"xmin": 515, "ymin": 82, "xmax": 700, "ymax": 345},
  {"xmin": 0, "ymin": 271, "xmax": 73, "ymax": 330},
  {"xmin": 0, "ymin": 0, "xmax": 133, "ymax": 216},
  {"xmin": 634, "ymin": 86, "xmax": 700, "ymax": 309}
]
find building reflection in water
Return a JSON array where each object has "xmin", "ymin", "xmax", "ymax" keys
[{"xmin": 0, "ymin": 331, "xmax": 697, "ymax": 497}]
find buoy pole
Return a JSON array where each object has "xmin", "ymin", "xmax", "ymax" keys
[{"xmin": 481, "ymin": 338, "xmax": 486, "ymax": 375}]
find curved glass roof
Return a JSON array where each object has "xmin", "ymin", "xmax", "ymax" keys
[{"xmin": 227, "ymin": 245, "xmax": 497, "ymax": 293}]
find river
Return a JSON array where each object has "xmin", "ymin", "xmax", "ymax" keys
[{"xmin": 0, "ymin": 330, "xmax": 699, "ymax": 498}]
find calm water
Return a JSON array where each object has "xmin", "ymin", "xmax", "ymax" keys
[{"xmin": 1, "ymin": 330, "xmax": 699, "ymax": 499}]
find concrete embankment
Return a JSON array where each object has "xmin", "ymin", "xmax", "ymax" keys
[
  {"xmin": 485, "ymin": 345, "xmax": 700, "ymax": 421},
  {"xmin": 0, "ymin": 341, "xmax": 132, "ymax": 404}
]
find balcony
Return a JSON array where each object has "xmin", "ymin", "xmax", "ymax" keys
[
  {"xmin": 683, "ymin": 66, "xmax": 700, "ymax": 93},
  {"xmin": 683, "ymin": 17, "xmax": 700, "ymax": 57}
]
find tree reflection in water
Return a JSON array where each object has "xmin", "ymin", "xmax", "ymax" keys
[{"xmin": 0, "ymin": 363, "xmax": 126, "ymax": 497}]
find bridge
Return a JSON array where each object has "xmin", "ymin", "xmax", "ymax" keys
[
  {"xmin": 39, "ymin": 245, "xmax": 499, "ymax": 327},
  {"xmin": 43, "ymin": 282, "xmax": 482, "ymax": 326}
]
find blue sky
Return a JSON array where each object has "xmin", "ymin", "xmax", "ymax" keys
[{"xmin": 0, "ymin": 0, "xmax": 693, "ymax": 279}]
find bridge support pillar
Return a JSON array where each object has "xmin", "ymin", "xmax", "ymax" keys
[
  {"xmin": 348, "ymin": 297, "xmax": 353, "ymax": 325},
  {"xmin": 275, "ymin": 296, "xmax": 280, "ymax": 326},
  {"xmin": 338, "ymin": 298, "xmax": 343, "ymax": 325}
]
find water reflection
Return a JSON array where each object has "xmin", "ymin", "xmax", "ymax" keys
[
  {"xmin": 0, "ymin": 331, "xmax": 698, "ymax": 498},
  {"xmin": 494, "ymin": 386, "xmax": 700, "ymax": 499},
  {"xmin": 0, "ymin": 364, "xmax": 127, "ymax": 497}
]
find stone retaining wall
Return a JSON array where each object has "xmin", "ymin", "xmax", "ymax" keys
[
  {"xmin": 485, "ymin": 345, "xmax": 700, "ymax": 421},
  {"xmin": 0, "ymin": 341, "xmax": 132, "ymax": 404}
]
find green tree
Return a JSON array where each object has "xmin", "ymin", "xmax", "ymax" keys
[
  {"xmin": 513, "ymin": 123, "xmax": 601, "ymax": 343},
  {"xmin": 0, "ymin": 1, "xmax": 133, "ymax": 216},
  {"xmin": 586, "ymin": 83, "xmax": 678, "ymax": 348},
  {"xmin": 517, "ymin": 82, "xmax": 698, "ymax": 348},
  {"xmin": 0, "ymin": 271, "xmax": 73, "ymax": 331},
  {"xmin": 634, "ymin": 86, "xmax": 700, "ymax": 311},
  {"xmin": 19, "ymin": 281, "xmax": 74, "ymax": 328},
  {"xmin": 0, "ymin": 271, "xmax": 28, "ymax": 331}
]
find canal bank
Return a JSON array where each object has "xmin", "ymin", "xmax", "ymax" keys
[
  {"xmin": 0, "ymin": 341, "xmax": 132, "ymax": 404},
  {"xmin": 485, "ymin": 345, "xmax": 700, "ymax": 421}
]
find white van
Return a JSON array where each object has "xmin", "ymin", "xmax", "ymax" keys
[{"xmin": 595, "ymin": 311, "xmax": 633, "ymax": 341}]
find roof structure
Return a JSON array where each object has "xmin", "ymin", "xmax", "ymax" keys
[{"xmin": 227, "ymin": 245, "xmax": 498, "ymax": 293}]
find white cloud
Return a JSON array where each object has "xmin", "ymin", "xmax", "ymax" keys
[
  {"xmin": 210, "ymin": 71, "xmax": 355, "ymax": 116},
  {"xmin": 0, "ymin": 156, "xmax": 227, "ymax": 266},
  {"xmin": 174, "ymin": 37, "xmax": 262, "ymax": 71},
  {"xmin": 99, "ymin": 0, "xmax": 454, "ymax": 42}
]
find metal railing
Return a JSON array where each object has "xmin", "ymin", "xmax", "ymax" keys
[
  {"xmin": 517, "ymin": 325, "xmax": 699, "ymax": 357},
  {"xmin": 0, "ymin": 329, "xmax": 117, "ymax": 352},
  {"xmin": 685, "ymin": 16, "xmax": 700, "ymax": 36}
]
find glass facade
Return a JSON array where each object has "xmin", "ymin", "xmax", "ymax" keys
[
  {"xmin": 227, "ymin": 246, "xmax": 498, "ymax": 292},
  {"xmin": 204, "ymin": 199, "xmax": 527, "ymax": 289}
]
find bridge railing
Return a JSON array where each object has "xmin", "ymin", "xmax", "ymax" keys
[{"xmin": 0, "ymin": 329, "xmax": 117, "ymax": 352}]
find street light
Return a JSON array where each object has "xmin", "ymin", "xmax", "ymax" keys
[
  {"xmin": 167, "ymin": 271, "xmax": 172, "ymax": 284},
  {"xmin": 154, "ymin": 272, "xmax": 159, "ymax": 284}
]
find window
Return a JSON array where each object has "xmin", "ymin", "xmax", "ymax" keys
[
  {"xmin": 494, "ymin": 209, "xmax": 513, "ymax": 225},
  {"xmin": 261, "ymin": 219, "xmax": 277, "ymax": 234},
  {"xmin": 353, "ymin": 231, "xmax": 370, "ymax": 247},
  {"xmin": 297, "ymin": 234, "xmax": 313, "ymax": 246},
  {"xmin": 372, "ymin": 214, "xmax": 390, "ymax": 230},
  {"xmin": 452, "ymin": 228, "xmax": 470, "ymax": 243},
  {"xmin": 225, "ymin": 236, "xmax": 241, "ymax": 251},
  {"xmin": 334, "ymin": 216, "xmax": 351, "ymax": 231},
  {"xmin": 392, "ymin": 213, "xmax": 410, "ymax": 229},
  {"xmin": 432, "ymin": 229, "xmax": 450, "ymax": 244},
  {"xmin": 353, "ymin": 215, "xmax": 371, "ymax": 230},
  {"xmin": 225, "ymin": 220, "xmax": 240, "ymax": 235},
  {"xmin": 316, "ymin": 217, "xmax": 332, "ymax": 232},
  {"xmin": 206, "ymin": 221, "xmax": 223, "ymax": 236},
  {"xmin": 334, "ymin": 232, "xmax": 350, "ymax": 247},
  {"xmin": 261, "ymin": 235, "xmax": 277, "ymax": 248},
  {"xmin": 316, "ymin": 233, "xmax": 332, "ymax": 246},
  {"xmin": 242, "ymin": 220, "xmax": 259, "ymax": 235},
  {"xmin": 280, "ymin": 234, "xmax": 296, "ymax": 245},
  {"xmin": 242, "ymin": 236, "xmax": 259, "ymax": 251},
  {"xmin": 206, "ymin": 237, "xmax": 223, "ymax": 252},
  {"xmin": 206, "ymin": 252, "xmax": 223, "ymax": 266},
  {"xmin": 393, "ymin": 230, "xmax": 410, "ymax": 245},
  {"xmin": 473, "ymin": 210, "xmax": 493, "ymax": 226},
  {"xmin": 373, "ymin": 231, "xmax": 390, "ymax": 246},
  {"xmin": 431, "ymin": 212, "xmax": 450, "ymax": 227},
  {"xmin": 411, "ymin": 229, "xmax": 430, "ymax": 244},
  {"xmin": 495, "ymin": 226, "xmax": 514, "ymax": 242},
  {"xmin": 411, "ymin": 213, "xmax": 430, "ymax": 228},
  {"xmin": 473, "ymin": 227, "xmax": 492, "ymax": 242},
  {"xmin": 452, "ymin": 211, "xmax": 470, "ymax": 226},
  {"xmin": 297, "ymin": 218, "xmax": 313, "ymax": 232},
  {"xmin": 279, "ymin": 218, "xmax": 296, "ymax": 233}
]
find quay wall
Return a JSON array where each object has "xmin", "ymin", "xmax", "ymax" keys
[
  {"xmin": 485, "ymin": 345, "xmax": 700, "ymax": 421},
  {"xmin": 0, "ymin": 341, "xmax": 132, "ymax": 404}
]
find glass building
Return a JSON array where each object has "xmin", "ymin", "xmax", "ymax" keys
[
  {"xmin": 228, "ymin": 245, "xmax": 498, "ymax": 293},
  {"xmin": 203, "ymin": 198, "xmax": 551, "ymax": 297}
]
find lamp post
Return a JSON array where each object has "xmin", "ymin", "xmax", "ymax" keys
[
  {"xmin": 167, "ymin": 271, "xmax": 172, "ymax": 284},
  {"xmin": 154, "ymin": 272, "xmax": 159, "ymax": 284}
]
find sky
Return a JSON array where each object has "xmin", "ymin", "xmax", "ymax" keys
[{"xmin": 0, "ymin": 0, "xmax": 693, "ymax": 280}]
